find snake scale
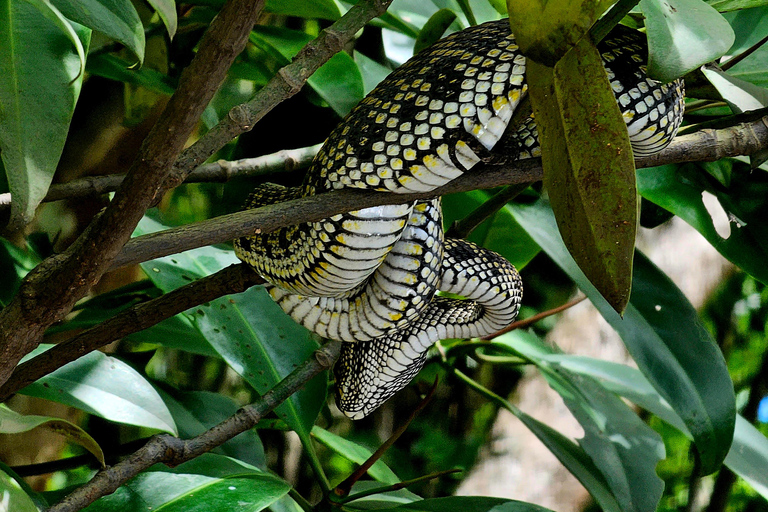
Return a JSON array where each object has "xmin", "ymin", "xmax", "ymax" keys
[{"xmin": 235, "ymin": 19, "xmax": 685, "ymax": 419}]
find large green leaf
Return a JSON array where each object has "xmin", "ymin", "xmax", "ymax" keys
[
  {"xmin": 135, "ymin": 217, "xmax": 327, "ymax": 473},
  {"xmin": 537, "ymin": 354, "xmax": 768, "ymax": 499},
  {"xmin": 82, "ymin": 453, "xmax": 290, "ymax": 512},
  {"xmin": 311, "ymin": 426, "xmax": 400, "ymax": 484},
  {"xmin": 249, "ymin": 26, "xmax": 363, "ymax": 116},
  {"xmin": 494, "ymin": 331, "xmax": 665, "ymax": 512},
  {"xmin": 708, "ymin": 0, "xmax": 768, "ymax": 11},
  {"xmin": 532, "ymin": 35, "xmax": 637, "ymax": 314},
  {"xmin": 264, "ymin": 0, "xmax": 340, "ymax": 20},
  {"xmin": 637, "ymin": 163, "xmax": 768, "ymax": 285},
  {"xmin": 146, "ymin": 0, "xmax": 177, "ymax": 39},
  {"xmin": 374, "ymin": 496, "xmax": 555, "ymax": 512},
  {"xmin": 0, "ymin": 469, "xmax": 39, "ymax": 512},
  {"xmin": 0, "ymin": 0, "xmax": 90, "ymax": 229},
  {"xmin": 0, "ymin": 404, "xmax": 105, "ymax": 465},
  {"xmin": 19, "ymin": 345, "xmax": 177, "ymax": 434},
  {"xmin": 641, "ymin": 0, "xmax": 734, "ymax": 82},
  {"xmin": 510, "ymin": 198, "xmax": 736, "ymax": 474},
  {"xmin": 51, "ymin": 0, "xmax": 145, "ymax": 63}
]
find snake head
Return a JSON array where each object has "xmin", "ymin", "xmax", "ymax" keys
[{"xmin": 334, "ymin": 336, "xmax": 429, "ymax": 419}]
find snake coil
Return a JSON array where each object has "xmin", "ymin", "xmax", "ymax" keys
[{"xmin": 235, "ymin": 19, "xmax": 685, "ymax": 419}]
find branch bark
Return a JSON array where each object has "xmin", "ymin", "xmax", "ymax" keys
[
  {"xmin": 46, "ymin": 339, "xmax": 342, "ymax": 512},
  {"xmin": 0, "ymin": 0, "xmax": 393, "ymax": 390}
]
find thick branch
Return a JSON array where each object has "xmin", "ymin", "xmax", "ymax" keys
[
  {"xmin": 0, "ymin": 264, "xmax": 263, "ymax": 401},
  {"xmin": 0, "ymin": 0, "xmax": 267, "ymax": 387},
  {"xmin": 0, "ymin": 145, "xmax": 321, "ymax": 211},
  {"xmin": 111, "ymin": 115, "xmax": 768, "ymax": 270},
  {"xmin": 46, "ymin": 339, "xmax": 342, "ymax": 512}
]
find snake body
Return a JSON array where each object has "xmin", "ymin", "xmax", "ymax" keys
[{"xmin": 235, "ymin": 19, "xmax": 685, "ymax": 419}]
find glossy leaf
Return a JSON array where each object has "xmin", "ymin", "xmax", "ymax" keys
[
  {"xmin": 373, "ymin": 496, "xmax": 555, "ymax": 512},
  {"xmin": 250, "ymin": 26, "xmax": 363, "ymax": 116},
  {"xmin": 529, "ymin": 35, "xmax": 636, "ymax": 313},
  {"xmin": 135, "ymin": 217, "xmax": 327, "ymax": 472},
  {"xmin": 0, "ymin": 404, "xmax": 104, "ymax": 466},
  {"xmin": 637, "ymin": 164, "xmax": 768, "ymax": 285},
  {"xmin": 159, "ymin": 388, "xmax": 266, "ymax": 468},
  {"xmin": 19, "ymin": 346, "xmax": 177, "ymax": 434},
  {"xmin": 354, "ymin": 52, "xmax": 392, "ymax": 95},
  {"xmin": 507, "ymin": 0, "xmax": 615, "ymax": 65},
  {"xmin": 146, "ymin": 0, "xmax": 177, "ymax": 39},
  {"xmin": 641, "ymin": 0, "xmax": 734, "ymax": 82},
  {"xmin": 0, "ymin": 0, "xmax": 90, "ymax": 229},
  {"xmin": 264, "ymin": 0, "xmax": 340, "ymax": 20},
  {"xmin": 495, "ymin": 332, "xmax": 665, "ymax": 512},
  {"xmin": 702, "ymin": 65, "xmax": 768, "ymax": 112},
  {"xmin": 83, "ymin": 453, "xmax": 290, "ymax": 512},
  {"xmin": 345, "ymin": 481, "xmax": 422, "ymax": 509},
  {"xmin": 312, "ymin": 426, "xmax": 400, "ymax": 484},
  {"xmin": 538, "ymin": 354, "xmax": 768, "ymax": 499},
  {"xmin": 51, "ymin": 0, "xmax": 145, "ymax": 63},
  {"xmin": 708, "ymin": 0, "xmax": 768, "ymax": 11},
  {"xmin": 0, "ymin": 469, "xmax": 39, "ymax": 512},
  {"xmin": 510, "ymin": 198, "xmax": 736, "ymax": 474}
]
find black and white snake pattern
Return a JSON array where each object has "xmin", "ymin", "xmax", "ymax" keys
[{"xmin": 235, "ymin": 19, "xmax": 685, "ymax": 419}]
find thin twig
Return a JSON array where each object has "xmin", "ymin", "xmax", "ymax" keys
[
  {"xmin": 446, "ymin": 182, "xmax": 532, "ymax": 239},
  {"xmin": 482, "ymin": 295, "xmax": 588, "ymax": 340},
  {"xmin": 46, "ymin": 340, "xmax": 342, "ymax": 512}
]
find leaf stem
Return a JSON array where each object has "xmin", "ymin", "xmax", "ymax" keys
[{"xmin": 338, "ymin": 468, "xmax": 462, "ymax": 504}]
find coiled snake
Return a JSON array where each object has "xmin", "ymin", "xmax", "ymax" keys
[{"xmin": 235, "ymin": 19, "xmax": 685, "ymax": 419}]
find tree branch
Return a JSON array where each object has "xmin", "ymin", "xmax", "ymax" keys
[
  {"xmin": 46, "ymin": 339, "xmax": 342, "ymax": 512},
  {"xmin": 0, "ymin": 0, "xmax": 393, "ymax": 390},
  {"xmin": 0, "ymin": 264, "xmax": 263, "ymax": 401},
  {"xmin": 110, "ymin": 114, "xmax": 768, "ymax": 270},
  {"xmin": 0, "ymin": 145, "xmax": 321, "ymax": 212}
]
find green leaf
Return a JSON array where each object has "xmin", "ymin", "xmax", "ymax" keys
[
  {"xmin": 0, "ymin": 404, "xmax": 105, "ymax": 466},
  {"xmin": 507, "ymin": 0, "xmax": 615, "ymax": 65},
  {"xmin": 701, "ymin": 65, "xmax": 768, "ymax": 112},
  {"xmin": 510, "ymin": 198, "xmax": 736, "ymax": 474},
  {"xmin": 51, "ymin": 0, "xmax": 145, "ymax": 63},
  {"xmin": 19, "ymin": 346, "xmax": 177, "ymax": 434},
  {"xmin": 531, "ymin": 354, "xmax": 768, "ymax": 499},
  {"xmin": 0, "ymin": 469, "xmax": 39, "ymax": 512},
  {"xmin": 354, "ymin": 52, "xmax": 392, "ymax": 95},
  {"xmin": 0, "ymin": 0, "xmax": 90, "ymax": 229},
  {"xmin": 130, "ymin": 314, "xmax": 219, "ymax": 357},
  {"xmin": 0, "ymin": 237, "xmax": 41, "ymax": 306},
  {"xmin": 641, "ymin": 0, "xmax": 735, "ymax": 82},
  {"xmin": 637, "ymin": 163, "xmax": 768, "ymax": 285},
  {"xmin": 264, "ymin": 0, "xmax": 340, "ymax": 20},
  {"xmin": 529, "ymin": 36, "xmax": 636, "ymax": 313},
  {"xmin": 146, "ymin": 0, "xmax": 177, "ymax": 39},
  {"xmin": 87, "ymin": 53, "xmax": 176, "ymax": 95},
  {"xmin": 441, "ymin": 190, "xmax": 540, "ymax": 270},
  {"xmin": 708, "ymin": 0, "xmax": 768, "ymax": 11},
  {"xmin": 311, "ymin": 426, "xmax": 400, "ymax": 484},
  {"xmin": 83, "ymin": 453, "xmax": 290, "ymax": 512},
  {"xmin": 494, "ymin": 332, "xmax": 665, "ymax": 512},
  {"xmin": 135, "ymin": 216, "xmax": 327, "ymax": 477},
  {"xmin": 374, "ymin": 496, "xmax": 555, "ymax": 512},
  {"xmin": 250, "ymin": 26, "xmax": 364, "ymax": 116},
  {"xmin": 159, "ymin": 388, "xmax": 266, "ymax": 468},
  {"xmin": 345, "ymin": 481, "xmax": 422, "ymax": 509},
  {"xmin": 414, "ymin": 9, "xmax": 457, "ymax": 54}
]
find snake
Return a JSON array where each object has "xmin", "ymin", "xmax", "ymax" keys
[{"xmin": 235, "ymin": 19, "xmax": 685, "ymax": 419}]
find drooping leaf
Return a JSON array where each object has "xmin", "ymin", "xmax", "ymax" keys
[
  {"xmin": 414, "ymin": 9, "xmax": 457, "ymax": 54},
  {"xmin": 82, "ymin": 453, "xmax": 290, "ymax": 512},
  {"xmin": 494, "ymin": 332, "xmax": 665, "ymax": 512},
  {"xmin": 0, "ymin": 404, "xmax": 105, "ymax": 466},
  {"xmin": 641, "ymin": 0, "xmax": 735, "ymax": 82},
  {"xmin": 0, "ymin": 0, "xmax": 90, "ymax": 229},
  {"xmin": 529, "ymin": 35, "xmax": 636, "ymax": 313},
  {"xmin": 249, "ymin": 26, "xmax": 364, "ymax": 116},
  {"xmin": 507, "ymin": 0, "xmax": 615, "ymax": 65},
  {"xmin": 312, "ymin": 426, "xmax": 400, "ymax": 484},
  {"xmin": 510, "ymin": 198, "xmax": 736, "ymax": 474},
  {"xmin": 51, "ymin": 0, "xmax": 145, "ymax": 63},
  {"xmin": 146, "ymin": 0, "xmax": 177, "ymax": 39},
  {"xmin": 19, "ymin": 346, "xmax": 178, "ymax": 434}
]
